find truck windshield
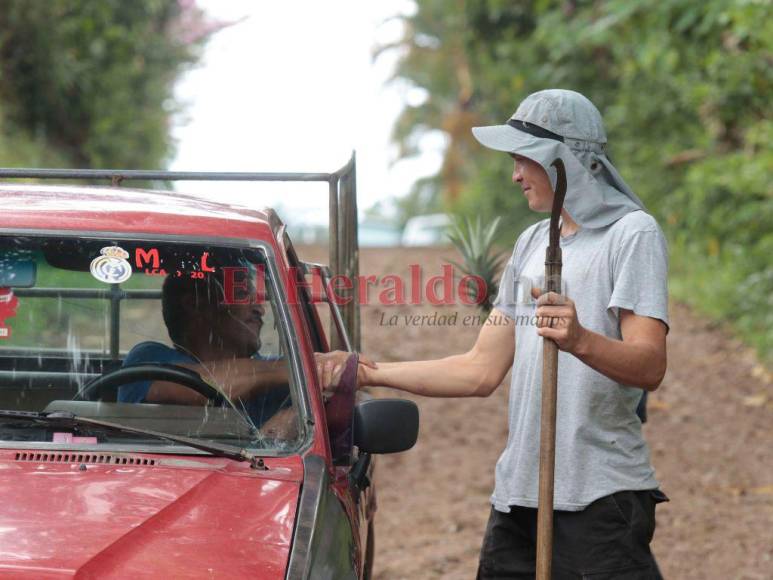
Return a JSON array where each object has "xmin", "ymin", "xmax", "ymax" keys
[{"xmin": 0, "ymin": 235, "xmax": 302, "ymax": 454}]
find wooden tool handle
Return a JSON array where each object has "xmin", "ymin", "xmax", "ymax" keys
[
  {"xmin": 536, "ymin": 157, "xmax": 566, "ymax": 579},
  {"xmin": 536, "ymin": 338, "xmax": 559, "ymax": 579}
]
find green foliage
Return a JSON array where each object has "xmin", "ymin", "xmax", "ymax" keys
[
  {"xmin": 0, "ymin": 115, "xmax": 70, "ymax": 168},
  {"xmin": 446, "ymin": 215, "xmax": 507, "ymax": 313},
  {"xmin": 383, "ymin": 0, "xmax": 773, "ymax": 361},
  {"xmin": 0, "ymin": 0, "xmax": 214, "ymax": 169},
  {"xmin": 7, "ymin": 257, "xmax": 162, "ymax": 348}
]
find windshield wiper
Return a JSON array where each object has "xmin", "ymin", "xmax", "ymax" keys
[{"xmin": 0, "ymin": 410, "xmax": 267, "ymax": 469}]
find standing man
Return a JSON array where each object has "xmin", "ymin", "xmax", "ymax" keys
[{"xmin": 356, "ymin": 89, "xmax": 670, "ymax": 578}]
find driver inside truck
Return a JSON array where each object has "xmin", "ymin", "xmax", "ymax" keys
[{"xmin": 117, "ymin": 268, "xmax": 346, "ymax": 434}]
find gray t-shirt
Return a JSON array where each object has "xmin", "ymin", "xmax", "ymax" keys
[{"xmin": 491, "ymin": 210, "xmax": 669, "ymax": 512}]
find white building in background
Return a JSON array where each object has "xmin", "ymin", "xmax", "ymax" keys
[{"xmin": 401, "ymin": 213, "xmax": 452, "ymax": 246}]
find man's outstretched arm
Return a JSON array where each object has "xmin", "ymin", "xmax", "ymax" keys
[{"xmin": 358, "ymin": 309, "xmax": 515, "ymax": 398}]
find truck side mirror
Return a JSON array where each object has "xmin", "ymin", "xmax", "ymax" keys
[{"xmin": 353, "ymin": 399, "xmax": 419, "ymax": 454}]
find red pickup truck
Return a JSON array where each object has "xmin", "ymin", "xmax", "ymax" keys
[{"xmin": 0, "ymin": 164, "xmax": 418, "ymax": 579}]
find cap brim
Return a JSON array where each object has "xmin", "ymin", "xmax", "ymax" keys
[{"xmin": 471, "ymin": 124, "xmax": 537, "ymax": 153}]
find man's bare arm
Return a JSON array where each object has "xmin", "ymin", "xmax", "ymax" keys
[
  {"xmin": 571, "ymin": 310, "xmax": 667, "ymax": 390},
  {"xmin": 146, "ymin": 358, "xmax": 288, "ymax": 405},
  {"xmin": 145, "ymin": 352, "xmax": 356, "ymax": 405},
  {"xmin": 260, "ymin": 407, "xmax": 299, "ymax": 439},
  {"xmin": 359, "ymin": 309, "xmax": 515, "ymax": 397},
  {"xmin": 533, "ymin": 288, "xmax": 667, "ymax": 390}
]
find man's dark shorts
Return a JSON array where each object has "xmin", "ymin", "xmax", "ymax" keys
[{"xmin": 476, "ymin": 490, "xmax": 668, "ymax": 579}]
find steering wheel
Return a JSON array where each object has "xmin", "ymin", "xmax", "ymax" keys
[{"xmin": 76, "ymin": 363, "xmax": 228, "ymax": 406}]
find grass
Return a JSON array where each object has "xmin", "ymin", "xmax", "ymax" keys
[{"xmin": 669, "ymin": 238, "xmax": 772, "ymax": 367}]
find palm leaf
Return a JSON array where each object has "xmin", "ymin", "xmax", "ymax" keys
[{"xmin": 446, "ymin": 215, "xmax": 506, "ymax": 313}]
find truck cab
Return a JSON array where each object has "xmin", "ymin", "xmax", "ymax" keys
[{"xmin": 0, "ymin": 170, "xmax": 417, "ymax": 579}]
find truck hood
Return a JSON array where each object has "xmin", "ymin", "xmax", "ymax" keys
[{"xmin": 0, "ymin": 451, "xmax": 303, "ymax": 579}]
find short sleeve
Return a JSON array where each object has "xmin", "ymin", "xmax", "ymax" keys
[
  {"xmin": 608, "ymin": 229, "xmax": 669, "ymax": 332},
  {"xmin": 118, "ymin": 341, "xmax": 179, "ymax": 403}
]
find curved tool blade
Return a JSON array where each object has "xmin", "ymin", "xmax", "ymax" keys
[{"xmin": 548, "ymin": 158, "xmax": 568, "ymax": 251}]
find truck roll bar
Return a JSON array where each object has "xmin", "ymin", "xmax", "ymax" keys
[{"xmin": 0, "ymin": 152, "xmax": 361, "ymax": 351}]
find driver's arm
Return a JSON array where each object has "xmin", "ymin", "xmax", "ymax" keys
[
  {"xmin": 359, "ymin": 308, "xmax": 515, "ymax": 397},
  {"xmin": 259, "ymin": 406, "xmax": 299, "ymax": 439},
  {"xmin": 145, "ymin": 353, "xmax": 353, "ymax": 405},
  {"xmin": 146, "ymin": 358, "xmax": 287, "ymax": 405}
]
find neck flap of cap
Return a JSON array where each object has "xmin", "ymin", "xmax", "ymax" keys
[{"xmin": 508, "ymin": 125, "xmax": 645, "ymax": 229}]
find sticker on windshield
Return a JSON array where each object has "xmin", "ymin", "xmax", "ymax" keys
[
  {"xmin": 90, "ymin": 246, "xmax": 132, "ymax": 284},
  {"xmin": 0, "ymin": 288, "xmax": 18, "ymax": 339}
]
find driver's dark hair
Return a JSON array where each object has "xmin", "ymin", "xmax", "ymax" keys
[{"xmin": 162, "ymin": 273, "xmax": 224, "ymax": 344}]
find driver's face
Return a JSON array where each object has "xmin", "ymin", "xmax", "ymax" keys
[
  {"xmin": 186, "ymin": 275, "xmax": 266, "ymax": 358},
  {"xmin": 213, "ymin": 300, "xmax": 265, "ymax": 357}
]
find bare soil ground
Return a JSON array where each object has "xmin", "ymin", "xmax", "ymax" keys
[{"xmin": 297, "ymin": 245, "xmax": 773, "ymax": 580}]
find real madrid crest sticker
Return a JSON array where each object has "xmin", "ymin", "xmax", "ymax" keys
[{"xmin": 90, "ymin": 246, "xmax": 133, "ymax": 284}]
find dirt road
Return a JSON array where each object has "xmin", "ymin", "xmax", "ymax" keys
[{"xmin": 298, "ymin": 245, "xmax": 772, "ymax": 580}]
